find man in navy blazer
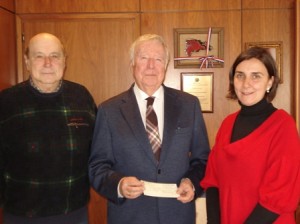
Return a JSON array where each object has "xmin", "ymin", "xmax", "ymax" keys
[{"xmin": 89, "ymin": 34, "xmax": 210, "ymax": 224}]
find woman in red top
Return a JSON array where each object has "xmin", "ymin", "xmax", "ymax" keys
[{"xmin": 201, "ymin": 47, "xmax": 300, "ymax": 224}]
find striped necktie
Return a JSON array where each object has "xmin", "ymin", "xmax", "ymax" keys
[{"xmin": 146, "ymin": 97, "xmax": 161, "ymax": 161}]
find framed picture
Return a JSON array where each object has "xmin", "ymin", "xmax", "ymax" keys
[
  {"xmin": 181, "ymin": 72, "xmax": 214, "ymax": 113},
  {"xmin": 245, "ymin": 41, "xmax": 283, "ymax": 83},
  {"xmin": 174, "ymin": 28, "xmax": 224, "ymax": 68}
]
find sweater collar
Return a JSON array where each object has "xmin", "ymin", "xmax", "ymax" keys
[{"xmin": 239, "ymin": 98, "xmax": 275, "ymax": 116}]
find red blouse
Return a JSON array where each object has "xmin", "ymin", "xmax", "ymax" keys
[{"xmin": 201, "ymin": 110, "xmax": 300, "ymax": 224}]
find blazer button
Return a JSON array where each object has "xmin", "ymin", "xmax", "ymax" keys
[{"xmin": 157, "ymin": 169, "xmax": 161, "ymax": 174}]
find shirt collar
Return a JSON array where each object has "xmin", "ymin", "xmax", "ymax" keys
[{"xmin": 133, "ymin": 84, "xmax": 164, "ymax": 101}]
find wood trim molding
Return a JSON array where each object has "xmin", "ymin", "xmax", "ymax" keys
[{"xmin": 16, "ymin": 15, "xmax": 23, "ymax": 83}]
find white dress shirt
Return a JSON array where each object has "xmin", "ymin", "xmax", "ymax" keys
[{"xmin": 133, "ymin": 84, "xmax": 164, "ymax": 141}]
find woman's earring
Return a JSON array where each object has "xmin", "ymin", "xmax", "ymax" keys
[{"xmin": 266, "ymin": 88, "xmax": 270, "ymax": 93}]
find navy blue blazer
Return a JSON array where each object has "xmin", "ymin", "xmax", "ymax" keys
[{"xmin": 89, "ymin": 85, "xmax": 210, "ymax": 224}]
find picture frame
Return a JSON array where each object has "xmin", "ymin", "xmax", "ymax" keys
[
  {"xmin": 174, "ymin": 28, "xmax": 224, "ymax": 68},
  {"xmin": 245, "ymin": 41, "xmax": 283, "ymax": 83},
  {"xmin": 181, "ymin": 72, "xmax": 214, "ymax": 113}
]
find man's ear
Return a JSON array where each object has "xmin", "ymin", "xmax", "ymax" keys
[{"xmin": 24, "ymin": 55, "xmax": 30, "ymax": 71}]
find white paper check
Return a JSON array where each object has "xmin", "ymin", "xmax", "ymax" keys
[{"xmin": 142, "ymin": 180, "xmax": 179, "ymax": 198}]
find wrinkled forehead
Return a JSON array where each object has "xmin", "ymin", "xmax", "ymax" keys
[
  {"xmin": 135, "ymin": 40, "xmax": 166, "ymax": 57},
  {"xmin": 28, "ymin": 35, "xmax": 64, "ymax": 55}
]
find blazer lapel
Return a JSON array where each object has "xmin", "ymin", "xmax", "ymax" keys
[
  {"xmin": 160, "ymin": 87, "xmax": 180, "ymax": 164},
  {"xmin": 120, "ymin": 87, "xmax": 158, "ymax": 165}
]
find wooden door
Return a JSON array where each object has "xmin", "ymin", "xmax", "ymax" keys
[
  {"xmin": 0, "ymin": 7, "xmax": 17, "ymax": 90},
  {"xmin": 17, "ymin": 14, "xmax": 140, "ymax": 224}
]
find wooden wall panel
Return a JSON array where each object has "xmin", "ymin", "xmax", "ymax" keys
[
  {"xmin": 242, "ymin": 0, "xmax": 294, "ymax": 9},
  {"xmin": 242, "ymin": 8, "xmax": 294, "ymax": 114},
  {"xmin": 0, "ymin": 0, "xmax": 15, "ymax": 12},
  {"xmin": 141, "ymin": 10, "xmax": 241, "ymax": 148},
  {"xmin": 15, "ymin": 0, "xmax": 139, "ymax": 14},
  {"xmin": 18, "ymin": 13, "xmax": 139, "ymax": 105},
  {"xmin": 0, "ymin": 8, "xmax": 17, "ymax": 90},
  {"xmin": 141, "ymin": 0, "xmax": 241, "ymax": 11}
]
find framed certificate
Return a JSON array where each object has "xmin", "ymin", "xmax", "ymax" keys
[{"xmin": 181, "ymin": 72, "xmax": 213, "ymax": 113}]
